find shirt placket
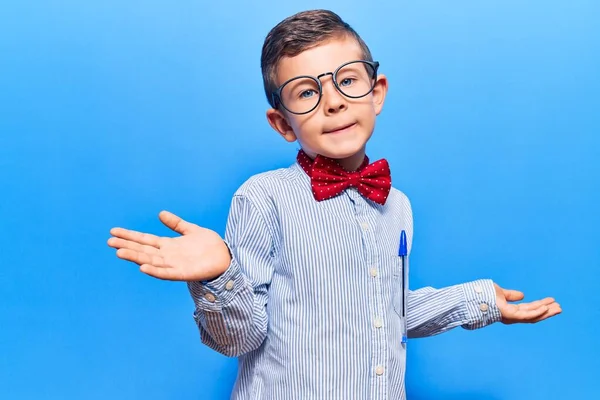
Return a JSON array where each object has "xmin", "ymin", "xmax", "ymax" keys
[{"xmin": 346, "ymin": 189, "xmax": 388, "ymax": 400}]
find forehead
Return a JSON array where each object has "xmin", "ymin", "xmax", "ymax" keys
[{"xmin": 275, "ymin": 36, "xmax": 364, "ymax": 86}]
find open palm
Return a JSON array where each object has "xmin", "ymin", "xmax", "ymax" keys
[
  {"xmin": 107, "ymin": 211, "xmax": 231, "ymax": 281},
  {"xmin": 495, "ymin": 283, "xmax": 562, "ymax": 324}
]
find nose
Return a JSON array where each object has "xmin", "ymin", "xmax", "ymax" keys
[{"xmin": 320, "ymin": 76, "xmax": 347, "ymax": 114}]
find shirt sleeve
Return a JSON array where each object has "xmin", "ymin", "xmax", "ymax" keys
[
  {"xmin": 396, "ymin": 191, "xmax": 502, "ymax": 338},
  {"xmin": 407, "ymin": 278, "xmax": 502, "ymax": 338},
  {"xmin": 186, "ymin": 193, "xmax": 275, "ymax": 357}
]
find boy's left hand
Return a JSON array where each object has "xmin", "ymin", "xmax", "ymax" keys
[{"xmin": 494, "ymin": 283, "xmax": 562, "ymax": 324}]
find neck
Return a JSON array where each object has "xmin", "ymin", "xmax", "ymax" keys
[
  {"xmin": 336, "ymin": 150, "xmax": 366, "ymax": 171},
  {"xmin": 302, "ymin": 147, "xmax": 367, "ymax": 171}
]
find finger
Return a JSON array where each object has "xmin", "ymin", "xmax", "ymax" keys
[
  {"xmin": 516, "ymin": 297, "xmax": 555, "ymax": 311},
  {"xmin": 524, "ymin": 303, "xmax": 562, "ymax": 323},
  {"xmin": 503, "ymin": 289, "xmax": 525, "ymax": 302},
  {"xmin": 159, "ymin": 211, "xmax": 195, "ymax": 235},
  {"xmin": 107, "ymin": 237, "xmax": 159, "ymax": 255},
  {"xmin": 140, "ymin": 264, "xmax": 184, "ymax": 281},
  {"xmin": 110, "ymin": 227, "xmax": 162, "ymax": 248},
  {"xmin": 506, "ymin": 304, "xmax": 549, "ymax": 322},
  {"xmin": 116, "ymin": 248, "xmax": 166, "ymax": 268}
]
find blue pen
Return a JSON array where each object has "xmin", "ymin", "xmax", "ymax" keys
[{"xmin": 398, "ymin": 230, "xmax": 408, "ymax": 344}]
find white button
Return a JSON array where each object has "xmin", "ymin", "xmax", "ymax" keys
[
  {"xmin": 225, "ymin": 280, "xmax": 234, "ymax": 290},
  {"xmin": 361, "ymin": 222, "xmax": 369, "ymax": 230},
  {"xmin": 479, "ymin": 303, "xmax": 489, "ymax": 312},
  {"xmin": 204, "ymin": 293, "xmax": 216, "ymax": 303},
  {"xmin": 474, "ymin": 285, "xmax": 483, "ymax": 294},
  {"xmin": 375, "ymin": 365, "xmax": 385, "ymax": 376},
  {"xmin": 369, "ymin": 267, "xmax": 378, "ymax": 277},
  {"xmin": 374, "ymin": 317, "xmax": 383, "ymax": 328}
]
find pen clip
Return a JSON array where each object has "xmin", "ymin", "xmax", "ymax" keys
[{"xmin": 398, "ymin": 230, "xmax": 407, "ymax": 257}]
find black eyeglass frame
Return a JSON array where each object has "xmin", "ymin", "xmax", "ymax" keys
[{"xmin": 271, "ymin": 60, "xmax": 380, "ymax": 115}]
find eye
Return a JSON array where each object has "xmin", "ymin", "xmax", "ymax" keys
[
  {"xmin": 299, "ymin": 89, "xmax": 317, "ymax": 99},
  {"xmin": 339, "ymin": 78, "xmax": 355, "ymax": 87}
]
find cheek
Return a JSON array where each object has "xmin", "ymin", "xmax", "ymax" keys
[
  {"xmin": 289, "ymin": 114, "xmax": 320, "ymax": 139},
  {"xmin": 287, "ymin": 116, "xmax": 302, "ymax": 132},
  {"xmin": 356, "ymin": 103, "xmax": 377, "ymax": 125}
]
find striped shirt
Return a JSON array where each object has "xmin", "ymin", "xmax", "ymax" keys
[{"xmin": 187, "ymin": 159, "xmax": 501, "ymax": 400}]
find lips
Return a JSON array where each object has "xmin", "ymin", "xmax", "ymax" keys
[{"xmin": 324, "ymin": 122, "xmax": 356, "ymax": 134}]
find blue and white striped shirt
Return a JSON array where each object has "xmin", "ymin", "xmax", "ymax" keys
[{"xmin": 187, "ymin": 159, "xmax": 501, "ymax": 400}]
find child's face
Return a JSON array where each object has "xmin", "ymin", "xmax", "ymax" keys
[{"xmin": 266, "ymin": 36, "xmax": 388, "ymax": 168}]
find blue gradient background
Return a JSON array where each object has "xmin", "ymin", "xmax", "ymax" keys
[{"xmin": 1, "ymin": 1, "xmax": 598, "ymax": 399}]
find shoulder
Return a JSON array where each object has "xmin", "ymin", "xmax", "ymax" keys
[
  {"xmin": 388, "ymin": 187, "xmax": 413, "ymax": 213},
  {"xmin": 387, "ymin": 187, "xmax": 415, "ymax": 253},
  {"xmin": 233, "ymin": 164, "xmax": 297, "ymax": 199},
  {"xmin": 228, "ymin": 163, "xmax": 300, "ymax": 221}
]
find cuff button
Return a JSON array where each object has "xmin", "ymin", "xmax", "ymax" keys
[{"xmin": 204, "ymin": 293, "xmax": 216, "ymax": 303}]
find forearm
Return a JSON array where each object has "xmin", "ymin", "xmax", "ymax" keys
[
  {"xmin": 407, "ymin": 279, "xmax": 501, "ymax": 338},
  {"xmin": 187, "ymin": 259, "xmax": 268, "ymax": 357}
]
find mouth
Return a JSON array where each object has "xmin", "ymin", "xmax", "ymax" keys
[{"xmin": 323, "ymin": 122, "xmax": 357, "ymax": 134}]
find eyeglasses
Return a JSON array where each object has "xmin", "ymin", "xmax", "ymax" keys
[{"xmin": 272, "ymin": 60, "xmax": 380, "ymax": 115}]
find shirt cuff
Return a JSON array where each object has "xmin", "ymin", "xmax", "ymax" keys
[
  {"xmin": 461, "ymin": 279, "xmax": 502, "ymax": 330},
  {"xmin": 187, "ymin": 258, "xmax": 244, "ymax": 311}
]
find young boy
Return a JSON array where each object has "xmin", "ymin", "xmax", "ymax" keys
[{"xmin": 107, "ymin": 9, "xmax": 561, "ymax": 400}]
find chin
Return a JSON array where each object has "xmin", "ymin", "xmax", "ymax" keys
[
  {"xmin": 320, "ymin": 146, "xmax": 365, "ymax": 160},
  {"xmin": 330, "ymin": 141, "xmax": 370, "ymax": 159},
  {"xmin": 303, "ymin": 135, "xmax": 371, "ymax": 160}
]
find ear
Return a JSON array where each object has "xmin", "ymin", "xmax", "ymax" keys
[
  {"xmin": 371, "ymin": 74, "xmax": 388, "ymax": 116},
  {"xmin": 266, "ymin": 108, "xmax": 297, "ymax": 142}
]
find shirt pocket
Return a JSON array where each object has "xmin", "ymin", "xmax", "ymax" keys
[{"xmin": 389, "ymin": 256, "xmax": 405, "ymax": 317}]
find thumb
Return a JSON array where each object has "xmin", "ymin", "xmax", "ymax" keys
[
  {"xmin": 503, "ymin": 289, "xmax": 525, "ymax": 302},
  {"xmin": 158, "ymin": 211, "xmax": 196, "ymax": 235}
]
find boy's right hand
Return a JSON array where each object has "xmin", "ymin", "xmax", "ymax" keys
[{"xmin": 107, "ymin": 211, "xmax": 231, "ymax": 281}]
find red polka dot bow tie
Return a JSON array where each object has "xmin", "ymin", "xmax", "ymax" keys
[{"xmin": 297, "ymin": 150, "xmax": 392, "ymax": 205}]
